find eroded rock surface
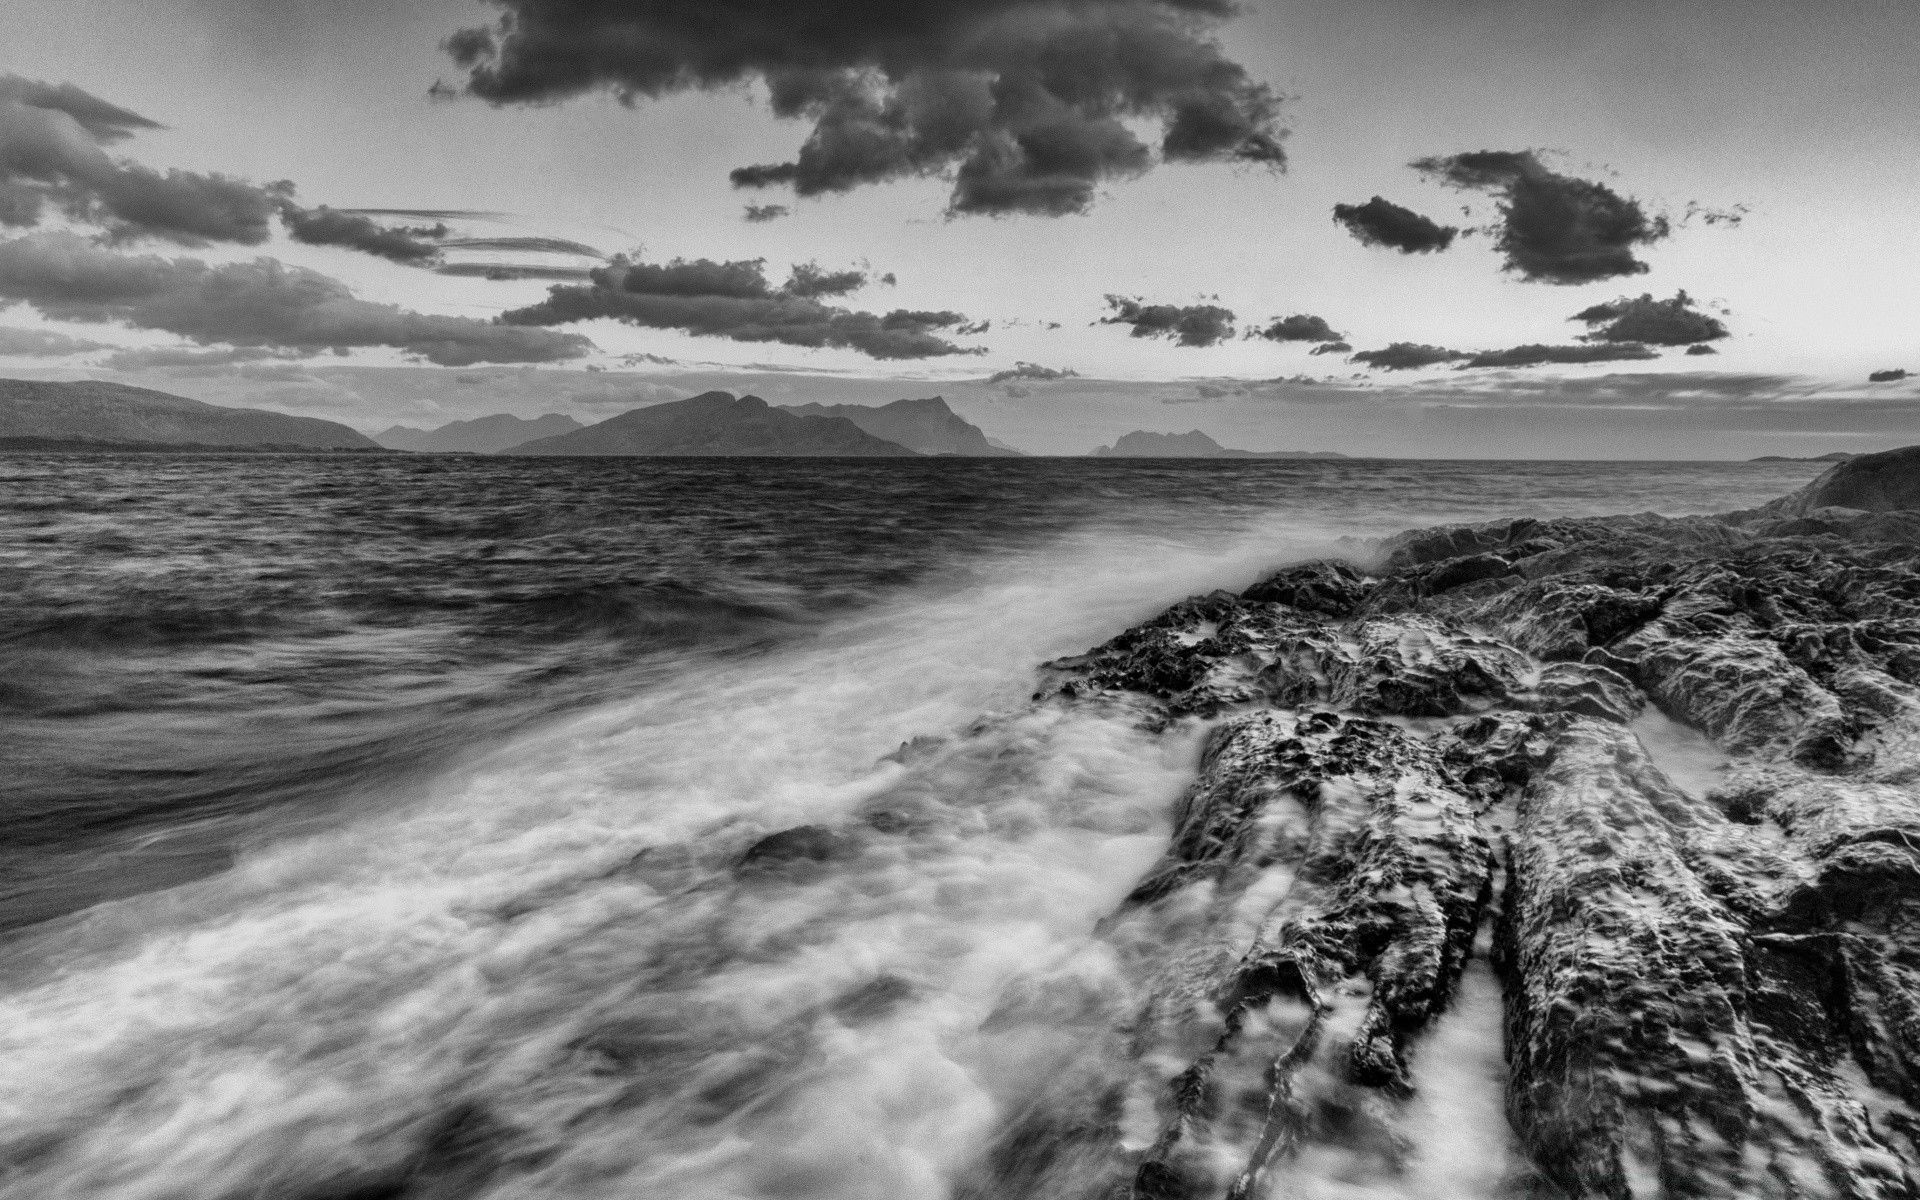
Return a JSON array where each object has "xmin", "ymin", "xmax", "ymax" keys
[{"xmin": 973, "ymin": 474, "xmax": 1920, "ymax": 1197}]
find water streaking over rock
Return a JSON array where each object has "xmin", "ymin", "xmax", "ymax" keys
[{"xmin": 0, "ymin": 452, "xmax": 1852, "ymax": 1198}]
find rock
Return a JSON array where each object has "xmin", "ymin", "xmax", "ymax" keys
[
  {"xmin": 1767, "ymin": 445, "xmax": 1920, "ymax": 517},
  {"xmin": 1241, "ymin": 559, "xmax": 1369, "ymax": 616},
  {"xmin": 980, "ymin": 454, "xmax": 1920, "ymax": 1196},
  {"xmin": 738, "ymin": 825, "xmax": 852, "ymax": 869}
]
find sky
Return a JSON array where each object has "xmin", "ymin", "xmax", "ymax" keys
[{"xmin": 1, "ymin": 0, "xmax": 1917, "ymax": 457}]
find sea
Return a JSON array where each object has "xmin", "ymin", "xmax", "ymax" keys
[{"xmin": 0, "ymin": 453, "xmax": 1824, "ymax": 1199}]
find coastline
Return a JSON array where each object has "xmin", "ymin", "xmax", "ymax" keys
[{"xmin": 929, "ymin": 449, "xmax": 1920, "ymax": 1196}]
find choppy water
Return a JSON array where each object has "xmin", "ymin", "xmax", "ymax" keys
[{"xmin": 0, "ymin": 454, "xmax": 1823, "ymax": 1199}]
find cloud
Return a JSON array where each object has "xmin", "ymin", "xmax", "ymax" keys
[
  {"xmin": 1686, "ymin": 344, "xmax": 1718, "ymax": 356},
  {"xmin": 0, "ymin": 78, "xmax": 530, "ymax": 267},
  {"xmin": 435, "ymin": 263, "xmax": 600, "ymax": 281},
  {"xmin": 1349, "ymin": 342, "xmax": 1468, "ymax": 370},
  {"xmin": 443, "ymin": 0, "xmax": 1286, "ymax": 217},
  {"xmin": 1099, "ymin": 295, "xmax": 1236, "ymax": 347},
  {"xmin": 439, "ymin": 235, "xmax": 605, "ymax": 257},
  {"xmin": 1252, "ymin": 313, "xmax": 1343, "ymax": 343},
  {"xmin": 1331, "ymin": 196, "xmax": 1457, "ymax": 254},
  {"xmin": 0, "ymin": 232, "xmax": 593, "ymax": 365},
  {"xmin": 281, "ymin": 205, "xmax": 448, "ymax": 263},
  {"xmin": 1870, "ymin": 368, "xmax": 1910, "ymax": 382},
  {"xmin": 743, "ymin": 204, "xmax": 790, "ymax": 223},
  {"xmin": 0, "ymin": 325, "xmax": 112, "ymax": 356},
  {"xmin": 0, "ymin": 75, "xmax": 161, "ymax": 142},
  {"xmin": 1308, "ymin": 340, "xmax": 1350, "ymax": 356},
  {"xmin": 986, "ymin": 361, "xmax": 1078, "ymax": 384},
  {"xmin": 336, "ymin": 208, "xmax": 505, "ymax": 221},
  {"xmin": 1412, "ymin": 150, "xmax": 1670, "ymax": 284},
  {"xmin": 0, "ymin": 95, "xmax": 284, "ymax": 244},
  {"xmin": 98, "ymin": 344, "xmax": 306, "ymax": 371},
  {"xmin": 783, "ymin": 261, "xmax": 868, "ymax": 298},
  {"xmin": 1459, "ymin": 342, "xmax": 1659, "ymax": 369},
  {"xmin": 500, "ymin": 254, "xmax": 981, "ymax": 359},
  {"xmin": 1682, "ymin": 201, "xmax": 1749, "ymax": 228},
  {"xmin": 1570, "ymin": 290, "xmax": 1729, "ymax": 345}
]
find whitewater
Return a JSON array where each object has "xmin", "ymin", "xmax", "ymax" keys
[{"xmin": 0, "ymin": 455, "xmax": 1822, "ymax": 1198}]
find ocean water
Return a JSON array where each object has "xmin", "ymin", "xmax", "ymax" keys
[{"xmin": 0, "ymin": 453, "xmax": 1823, "ymax": 1199}]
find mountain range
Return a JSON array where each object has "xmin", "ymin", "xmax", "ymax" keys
[
  {"xmin": 778, "ymin": 397, "xmax": 1019, "ymax": 456},
  {"xmin": 506, "ymin": 392, "xmax": 916, "ymax": 456},
  {"xmin": 377, "ymin": 413, "xmax": 583, "ymax": 454},
  {"xmin": 1090, "ymin": 430, "xmax": 1346, "ymax": 458},
  {"xmin": 0, "ymin": 379, "xmax": 378, "ymax": 449}
]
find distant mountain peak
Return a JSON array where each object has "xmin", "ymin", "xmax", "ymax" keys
[
  {"xmin": 1091, "ymin": 428, "xmax": 1345, "ymax": 459},
  {"xmin": 504, "ymin": 391, "xmax": 916, "ymax": 456},
  {"xmin": 777, "ymin": 395, "xmax": 1017, "ymax": 456},
  {"xmin": 0, "ymin": 377, "xmax": 377, "ymax": 450},
  {"xmin": 374, "ymin": 412, "xmax": 584, "ymax": 454}
]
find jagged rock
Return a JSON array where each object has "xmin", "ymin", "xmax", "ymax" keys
[
  {"xmin": 1241, "ymin": 559, "xmax": 1370, "ymax": 616},
  {"xmin": 983, "ymin": 457, "xmax": 1920, "ymax": 1197}
]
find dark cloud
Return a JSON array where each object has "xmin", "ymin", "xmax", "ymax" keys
[
  {"xmin": 0, "ymin": 96, "xmax": 284, "ymax": 244},
  {"xmin": 1308, "ymin": 340, "xmax": 1350, "ymax": 356},
  {"xmin": 743, "ymin": 204, "xmax": 790, "ymax": 223},
  {"xmin": 1686, "ymin": 344, "xmax": 1719, "ymax": 356},
  {"xmin": 0, "ymin": 78, "xmax": 487, "ymax": 263},
  {"xmin": 1349, "ymin": 342, "xmax": 1468, "ymax": 370},
  {"xmin": 1099, "ymin": 295, "xmax": 1236, "ymax": 347},
  {"xmin": 1253, "ymin": 313, "xmax": 1343, "ymax": 343},
  {"xmin": 1331, "ymin": 196, "xmax": 1457, "ymax": 254},
  {"xmin": 0, "ymin": 76, "xmax": 162, "ymax": 142},
  {"xmin": 986, "ymin": 361, "xmax": 1077, "ymax": 384},
  {"xmin": 1460, "ymin": 342, "xmax": 1659, "ymax": 369},
  {"xmin": 0, "ymin": 325, "xmax": 112, "ymax": 356},
  {"xmin": 435, "ymin": 263, "xmax": 601, "ymax": 281},
  {"xmin": 443, "ymin": 0, "xmax": 1286, "ymax": 217},
  {"xmin": 1870, "ymin": 369, "xmax": 1911, "ymax": 383},
  {"xmin": 500, "ymin": 254, "xmax": 981, "ymax": 359},
  {"xmin": 440, "ymin": 235, "xmax": 605, "ymax": 257},
  {"xmin": 1412, "ymin": 150, "xmax": 1670, "ymax": 284},
  {"xmin": 281, "ymin": 205, "xmax": 447, "ymax": 263},
  {"xmin": 0, "ymin": 232, "xmax": 593, "ymax": 366},
  {"xmin": 783, "ymin": 262, "xmax": 867, "ymax": 299},
  {"xmin": 1570, "ymin": 290, "xmax": 1729, "ymax": 345}
]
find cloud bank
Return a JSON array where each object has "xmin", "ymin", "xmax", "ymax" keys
[
  {"xmin": 1350, "ymin": 342, "xmax": 1468, "ymax": 370},
  {"xmin": 501, "ymin": 255, "xmax": 979, "ymax": 359},
  {"xmin": 1461, "ymin": 342, "xmax": 1659, "ymax": 369},
  {"xmin": 0, "ymin": 325, "xmax": 111, "ymax": 356},
  {"xmin": 443, "ymin": 0, "xmax": 1286, "ymax": 216},
  {"xmin": 0, "ymin": 233, "xmax": 591, "ymax": 365}
]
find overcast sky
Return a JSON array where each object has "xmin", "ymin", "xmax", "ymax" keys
[{"xmin": 3, "ymin": 0, "xmax": 1917, "ymax": 456}]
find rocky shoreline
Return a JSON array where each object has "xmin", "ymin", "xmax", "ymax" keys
[{"xmin": 951, "ymin": 447, "xmax": 1920, "ymax": 1198}]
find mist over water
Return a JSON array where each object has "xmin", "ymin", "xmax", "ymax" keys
[{"xmin": 0, "ymin": 454, "xmax": 1823, "ymax": 1198}]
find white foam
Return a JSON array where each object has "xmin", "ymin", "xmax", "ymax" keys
[{"xmin": 0, "ymin": 514, "xmax": 1362, "ymax": 1199}]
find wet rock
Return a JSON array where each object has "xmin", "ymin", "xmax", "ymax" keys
[
  {"xmin": 1241, "ymin": 559, "xmax": 1370, "ymax": 617},
  {"xmin": 986, "ymin": 458, "xmax": 1920, "ymax": 1197},
  {"xmin": 738, "ymin": 824, "xmax": 853, "ymax": 869}
]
